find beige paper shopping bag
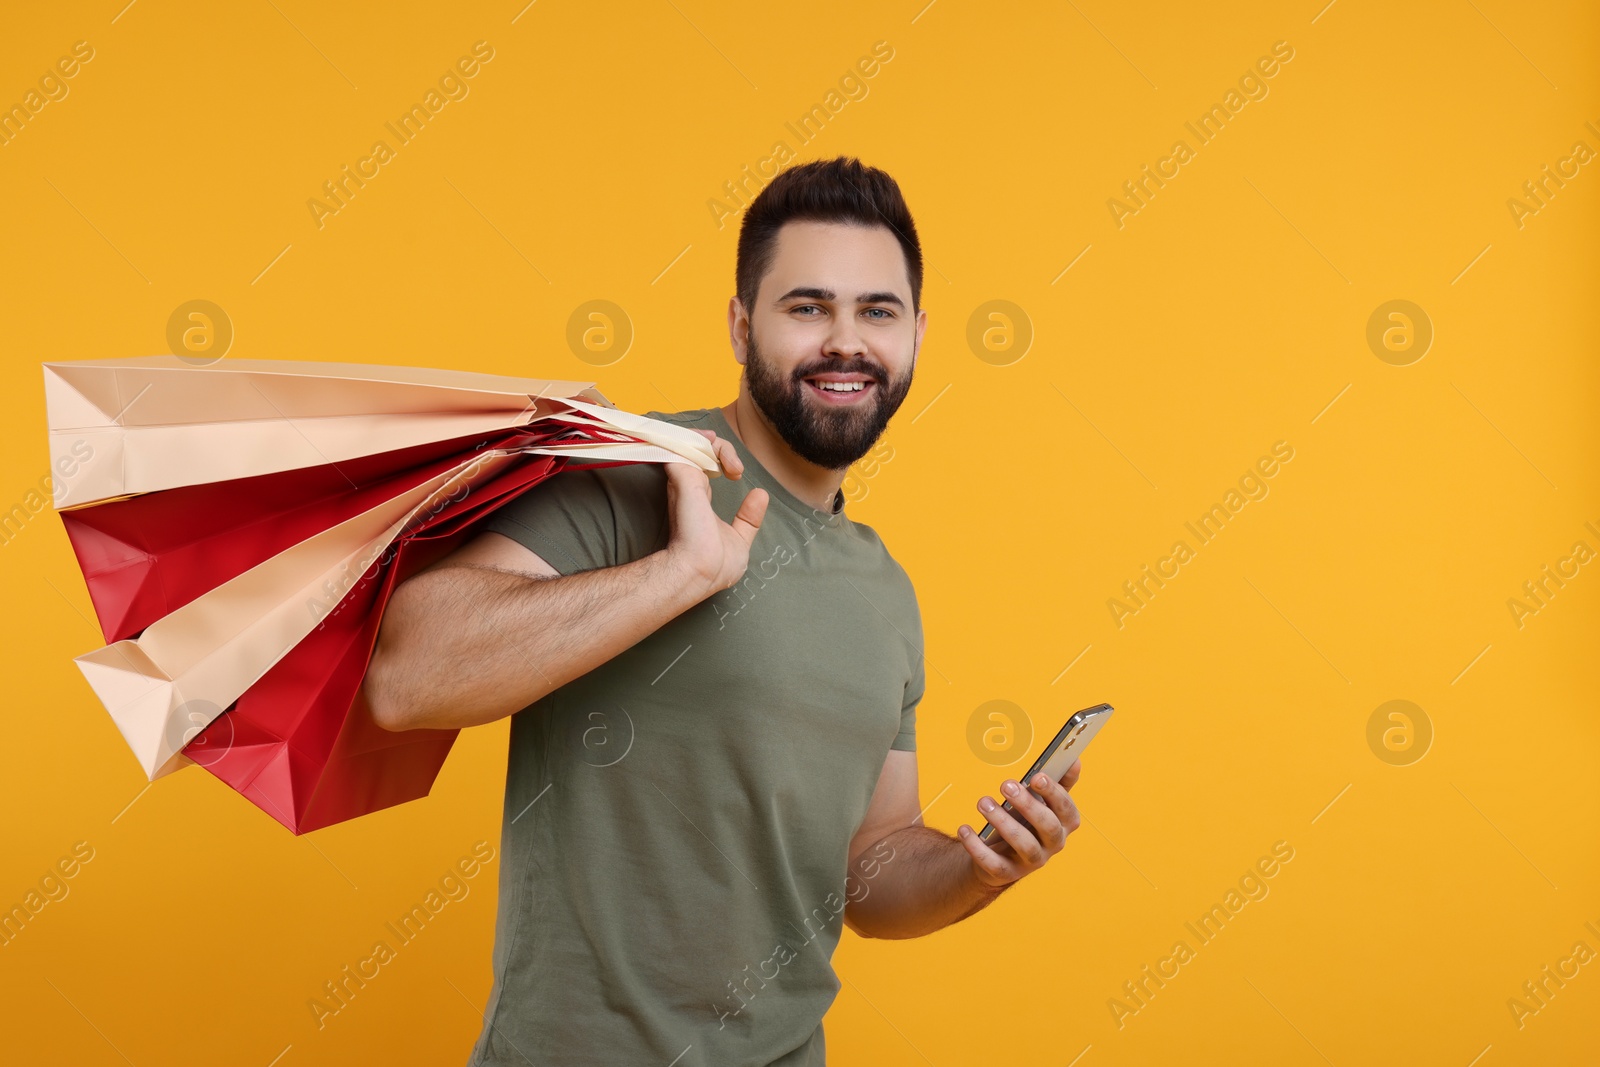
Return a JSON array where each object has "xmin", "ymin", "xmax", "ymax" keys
[{"xmin": 44, "ymin": 357, "xmax": 627, "ymax": 508}]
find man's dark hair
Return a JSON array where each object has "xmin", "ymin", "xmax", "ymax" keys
[{"xmin": 735, "ymin": 156, "xmax": 923, "ymax": 317}]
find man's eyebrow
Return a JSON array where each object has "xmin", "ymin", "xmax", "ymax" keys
[{"xmin": 774, "ymin": 286, "xmax": 906, "ymax": 310}]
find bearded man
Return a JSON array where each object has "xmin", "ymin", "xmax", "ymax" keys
[{"xmin": 365, "ymin": 155, "xmax": 1084, "ymax": 1067}]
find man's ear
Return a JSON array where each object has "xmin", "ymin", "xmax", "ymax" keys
[
  {"xmin": 911, "ymin": 306, "xmax": 927, "ymax": 375},
  {"xmin": 728, "ymin": 296, "xmax": 749, "ymax": 365},
  {"xmin": 915, "ymin": 308, "xmax": 928, "ymax": 375}
]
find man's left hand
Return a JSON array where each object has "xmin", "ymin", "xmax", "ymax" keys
[{"xmin": 956, "ymin": 758, "xmax": 1082, "ymax": 889}]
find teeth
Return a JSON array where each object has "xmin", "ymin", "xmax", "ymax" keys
[{"xmin": 814, "ymin": 380, "xmax": 865, "ymax": 392}]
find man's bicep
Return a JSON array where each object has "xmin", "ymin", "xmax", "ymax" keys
[{"xmin": 849, "ymin": 748, "xmax": 922, "ymax": 867}]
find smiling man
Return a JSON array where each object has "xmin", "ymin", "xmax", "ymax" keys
[{"xmin": 363, "ymin": 156, "xmax": 1084, "ymax": 1066}]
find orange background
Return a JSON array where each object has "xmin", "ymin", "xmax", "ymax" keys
[{"xmin": 2, "ymin": 1, "xmax": 1596, "ymax": 1064}]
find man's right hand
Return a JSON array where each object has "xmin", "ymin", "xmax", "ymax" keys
[
  {"xmin": 368, "ymin": 427, "xmax": 768, "ymax": 733},
  {"xmin": 664, "ymin": 429, "xmax": 768, "ymax": 599}
]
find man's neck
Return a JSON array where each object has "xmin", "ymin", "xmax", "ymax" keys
[{"xmin": 719, "ymin": 393, "xmax": 844, "ymax": 516}]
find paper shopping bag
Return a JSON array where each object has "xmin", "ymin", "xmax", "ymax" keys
[
  {"xmin": 59, "ymin": 417, "xmax": 691, "ymax": 644},
  {"xmin": 47, "ymin": 356, "xmax": 719, "ymax": 832},
  {"xmin": 61, "ymin": 430, "xmax": 504, "ymax": 644},
  {"xmin": 43, "ymin": 356, "xmax": 618, "ymax": 507},
  {"xmin": 73, "ymin": 431, "xmax": 706, "ymax": 781},
  {"xmin": 182, "ymin": 449, "xmax": 656, "ymax": 833}
]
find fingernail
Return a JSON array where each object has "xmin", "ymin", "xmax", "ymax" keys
[
  {"xmin": 1001, "ymin": 781, "xmax": 1018, "ymax": 796},
  {"xmin": 978, "ymin": 797, "xmax": 995, "ymax": 813},
  {"xmin": 1034, "ymin": 774, "xmax": 1050, "ymax": 789}
]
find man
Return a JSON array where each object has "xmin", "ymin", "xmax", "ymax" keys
[{"xmin": 364, "ymin": 156, "xmax": 1084, "ymax": 1066}]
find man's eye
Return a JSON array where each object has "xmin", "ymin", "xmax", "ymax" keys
[
  {"xmin": 864, "ymin": 308, "xmax": 892, "ymax": 320},
  {"xmin": 793, "ymin": 305, "xmax": 821, "ymax": 316}
]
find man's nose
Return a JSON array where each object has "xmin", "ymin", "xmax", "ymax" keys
[{"xmin": 823, "ymin": 319, "xmax": 869, "ymax": 358}]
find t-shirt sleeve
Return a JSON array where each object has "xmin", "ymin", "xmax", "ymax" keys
[
  {"xmin": 477, "ymin": 461, "xmax": 670, "ymax": 577},
  {"xmin": 891, "ymin": 586, "xmax": 924, "ymax": 752}
]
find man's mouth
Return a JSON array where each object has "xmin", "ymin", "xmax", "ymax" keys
[{"xmin": 801, "ymin": 372, "xmax": 878, "ymax": 404}]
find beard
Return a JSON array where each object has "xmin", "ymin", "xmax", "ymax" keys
[{"xmin": 743, "ymin": 327, "xmax": 915, "ymax": 471}]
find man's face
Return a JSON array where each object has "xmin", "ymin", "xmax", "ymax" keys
[{"xmin": 735, "ymin": 220, "xmax": 925, "ymax": 471}]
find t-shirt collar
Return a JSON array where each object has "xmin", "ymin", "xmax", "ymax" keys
[{"xmin": 705, "ymin": 406, "xmax": 847, "ymax": 524}]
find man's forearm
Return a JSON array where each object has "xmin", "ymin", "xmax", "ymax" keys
[
  {"xmin": 845, "ymin": 825, "xmax": 1009, "ymax": 940},
  {"xmin": 365, "ymin": 549, "xmax": 706, "ymax": 732}
]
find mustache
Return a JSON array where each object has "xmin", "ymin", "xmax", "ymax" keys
[{"xmin": 791, "ymin": 360, "xmax": 887, "ymax": 386}]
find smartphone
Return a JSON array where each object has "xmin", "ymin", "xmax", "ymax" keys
[{"xmin": 977, "ymin": 703, "xmax": 1114, "ymax": 843}]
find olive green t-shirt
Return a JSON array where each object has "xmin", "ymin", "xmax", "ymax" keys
[{"xmin": 465, "ymin": 406, "xmax": 925, "ymax": 1067}]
